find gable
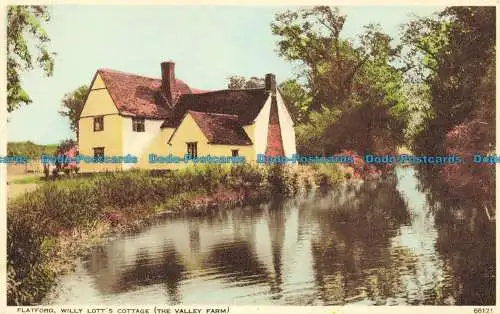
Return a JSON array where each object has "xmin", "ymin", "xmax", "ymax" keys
[
  {"xmin": 80, "ymin": 73, "xmax": 119, "ymax": 117},
  {"xmin": 167, "ymin": 112, "xmax": 209, "ymax": 145},
  {"xmin": 92, "ymin": 73, "xmax": 106, "ymax": 89}
]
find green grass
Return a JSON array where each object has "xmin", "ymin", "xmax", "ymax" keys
[{"xmin": 11, "ymin": 176, "xmax": 44, "ymax": 185}]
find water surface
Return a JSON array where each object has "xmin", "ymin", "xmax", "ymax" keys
[{"xmin": 45, "ymin": 167, "xmax": 495, "ymax": 305}]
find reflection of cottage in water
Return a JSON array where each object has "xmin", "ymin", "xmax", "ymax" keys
[{"xmin": 82, "ymin": 203, "xmax": 290, "ymax": 303}]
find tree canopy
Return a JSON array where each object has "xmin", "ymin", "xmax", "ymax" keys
[
  {"xmin": 59, "ymin": 85, "xmax": 89, "ymax": 140},
  {"xmin": 271, "ymin": 6, "xmax": 409, "ymax": 155},
  {"xmin": 7, "ymin": 5, "xmax": 56, "ymax": 113}
]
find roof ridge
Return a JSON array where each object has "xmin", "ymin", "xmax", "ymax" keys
[
  {"xmin": 182, "ymin": 87, "xmax": 266, "ymax": 96},
  {"xmin": 98, "ymin": 68, "xmax": 160, "ymax": 81},
  {"xmin": 187, "ymin": 110, "xmax": 239, "ymax": 118}
]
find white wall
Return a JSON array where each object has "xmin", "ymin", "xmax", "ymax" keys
[
  {"xmin": 122, "ymin": 117, "xmax": 164, "ymax": 170},
  {"xmin": 252, "ymin": 96, "xmax": 272, "ymax": 155},
  {"xmin": 276, "ymin": 91, "xmax": 297, "ymax": 157}
]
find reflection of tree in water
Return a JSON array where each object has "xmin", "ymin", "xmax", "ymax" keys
[
  {"xmin": 434, "ymin": 201, "xmax": 495, "ymax": 305},
  {"xmin": 417, "ymin": 168, "xmax": 495, "ymax": 305},
  {"xmin": 113, "ymin": 246, "xmax": 186, "ymax": 304},
  {"xmin": 202, "ymin": 240, "xmax": 271, "ymax": 287},
  {"xmin": 310, "ymin": 174, "xmax": 411, "ymax": 304},
  {"xmin": 265, "ymin": 197, "xmax": 287, "ymax": 300}
]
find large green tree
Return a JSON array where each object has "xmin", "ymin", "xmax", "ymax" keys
[
  {"xmin": 7, "ymin": 5, "xmax": 56, "ymax": 112},
  {"xmin": 59, "ymin": 85, "xmax": 89, "ymax": 141},
  {"xmin": 271, "ymin": 6, "xmax": 403, "ymax": 112},
  {"xmin": 403, "ymin": 6, "xmax": 495, "ymax": 154},
  {"xmin": 278, "ymin": 79, "xmax": 311, "ymax": 124},
  {"xmin": 403, "ymin": 7, "xmax": 495, "ymax": 216},
  {"xmin": 271, "ymin": 6, "xmax": 409, "ymax": 155}
]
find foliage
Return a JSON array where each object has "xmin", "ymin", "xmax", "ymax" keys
[
  {"xmin": 403, "ymin": 7, "xmax": 495, "ymax": 213},
  {"xmin": 271, "ymin": 6, "xmax": 403, "ymax": 111},
  {"xmin": 278, "ymin": 79, "xmax": 312, "ymax": 123},
  {"xmin": 7, "ymin": 141, "xmax": 57, "ymax": 160},
  {"xmin": 311, "ymin": 163, "xmax": 344, "ymax": 186},
  {"xmin": 56, "ymin": 139, "xmax": 77, "ymax": 154},
  {"xmin": 404, "ymin": 7, "xmax": 495, "ymax": 154},
  {"xmin": 7, "ymin": 5, "xmax": 56, "ymax": 112},
  {"xmin": 271, "ymin": 6, "xmax": 410, "ymax": 158},
  {"xmin": 227, "ymin": 76, "xmax": 265, "ymax": 89},
  {"xmin": 295, "ymin": 105, "xmax": 342, "ymax": 156},
  {"xmin": 59, "ymin": 85, "xmax": 89, "ymax": 139},
  {"xmin": 266, "ymin": 164, "xmax": 298, "ymax": 195}
]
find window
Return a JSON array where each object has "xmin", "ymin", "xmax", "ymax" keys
[
  {"xmin": 231, "ymin": 149, "xmax": 239, "ymax": 157},
  {"xmin": 94, "ymin": 116, "xmax": 104, "ymax": 131},
  {"xmin": 187, "ymin": 142, "xmax": 198, "ymax": 158},
  {"xmin": 132, "ymin": 117, "xmax": 145, "ymax": 132},
  {"xmin": 93, "ymin": 147, "xmax": 105, "ymax": 161}
]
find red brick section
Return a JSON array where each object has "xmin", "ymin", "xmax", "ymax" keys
[{"xmin": 265, "ymin": 97, "xmax": 285, "ymax": 156}]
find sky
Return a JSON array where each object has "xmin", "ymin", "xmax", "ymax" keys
[{"xmin": 7, "ymin": 5, "xmax": 444, "ymax": 145}]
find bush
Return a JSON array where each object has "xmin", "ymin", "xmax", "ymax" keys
[
  {"xmin": 313, "ymin": 163, "xmax": 344, "ymax": 186},
  {"xmin": 266, "ymin": 164, "xmax": 298, "ymax": 195}
]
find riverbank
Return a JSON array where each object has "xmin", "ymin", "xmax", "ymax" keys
[{"xmin": 7, "ymin": 163, "xmax": 358, "ymax": 306}]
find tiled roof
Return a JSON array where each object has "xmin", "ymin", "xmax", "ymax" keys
[
  {"xmin": 94, "ymin": 68, "xmax": 271, "ymax": 146},
  {"xmin": 161, "ymin": 88, "xmax": 269, "ymax": 128},
  {"xmin": 97, "ymin": 69, "xmax": 206, "ymax": 119},
  {"xmin": 187, "ymin": 111, "xmax": 253, "ymax": 145}
]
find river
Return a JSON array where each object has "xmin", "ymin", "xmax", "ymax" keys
[{"xmin": 44, "ymin": 167, "xmax": 495, "ymax": 305}]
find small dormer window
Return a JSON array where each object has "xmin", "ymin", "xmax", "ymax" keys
[
  {"xmin": 94, "ymin": 116, "xmax": 104, "ymax": 131},
  {"xmin": 132, "ymin": 117, "xmax": 145, "ymax": 132}
]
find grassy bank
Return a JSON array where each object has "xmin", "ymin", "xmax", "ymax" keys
[{"xmin": 8, "ymin": 163, "xmax": 349, "ymax": 306}]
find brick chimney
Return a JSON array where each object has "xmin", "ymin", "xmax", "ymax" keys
[
  {"xmin": 161, "ymin": 61, "xmax": 176, "ymax": 104},
  {"xmin": 265, "ymin": 73, "xmax": 276, "ymax": 96}
]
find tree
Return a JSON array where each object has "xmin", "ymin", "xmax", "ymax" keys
[
  {"xmin": 278, "ymin": 79, "xmax": 311, "ymax": 124},
  {"xmin": 227, "ymin": 76, "xmax": 265, "ymax": 89},
  {"xmin": 404, "ymin": 7, "xmax": 495, "ymax": 217},
  {"xmin": 271, "ymin": 6, "xmax": 409, "ymax": 156},
  {"xmin": 271, "ymin": 6, "xmax": 402, "ymax": 112},
  {"xmin": 59, "ymin": 85, "xmax": 89, "ymax": 140},
  {"xmin": 404, "ymin": 6, "xmax": 495, "ymax": 154},
  {"xmin": 7, "ymin": 5, "xmax": 56, "ymax": 112}
]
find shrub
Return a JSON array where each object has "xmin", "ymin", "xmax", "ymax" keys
[
  {"xmin": 266, "ymin": 164, "xmax": 298, "ymax": 195},
  {"xmin": 313, "ymin": 163, "xmax": 344, "ymax": 186}
]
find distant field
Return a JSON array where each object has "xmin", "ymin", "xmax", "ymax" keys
[
  {"xmin": 7, "ymin": 141, "xmax": 58, "ymax": 159},
  {"xmin": 6, "ymin": 140, "xmax": 58, "ymax": 200}
]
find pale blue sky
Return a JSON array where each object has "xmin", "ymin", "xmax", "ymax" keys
[{"xmin": 7, "ymin": 5, "xmax": 443, "ymax": 144}]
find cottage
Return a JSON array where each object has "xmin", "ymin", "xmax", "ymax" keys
[{"xmin": 78, "ymin": 61, "xmax": 297, "ymax": 172}]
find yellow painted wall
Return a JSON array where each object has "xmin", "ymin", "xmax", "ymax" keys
[
  {"xmin": 138, "ymin": 113, "xmax": 255, "ymax": 169},
  {"xmin": 80, "ymin": 74, "xmax": 118, "ymax": 117},
  {"xmin": 92, "ymin": 73, "xmax": 106, "ymax": 89},
  {"xmin": 78, "ymin": 73, "xmax": 124, "ymax": 172},
  {"xmin": 136, "ymin": 128, "xmax": 175, "ymax": 169},
  {"xmin": 78, "ymin": 115, "xmax": 124, "ymax": 172}
]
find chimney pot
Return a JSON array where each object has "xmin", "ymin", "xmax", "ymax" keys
[{"xmin": 265, "ymin": 73, "xmax": 276, "ymax": 96}]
